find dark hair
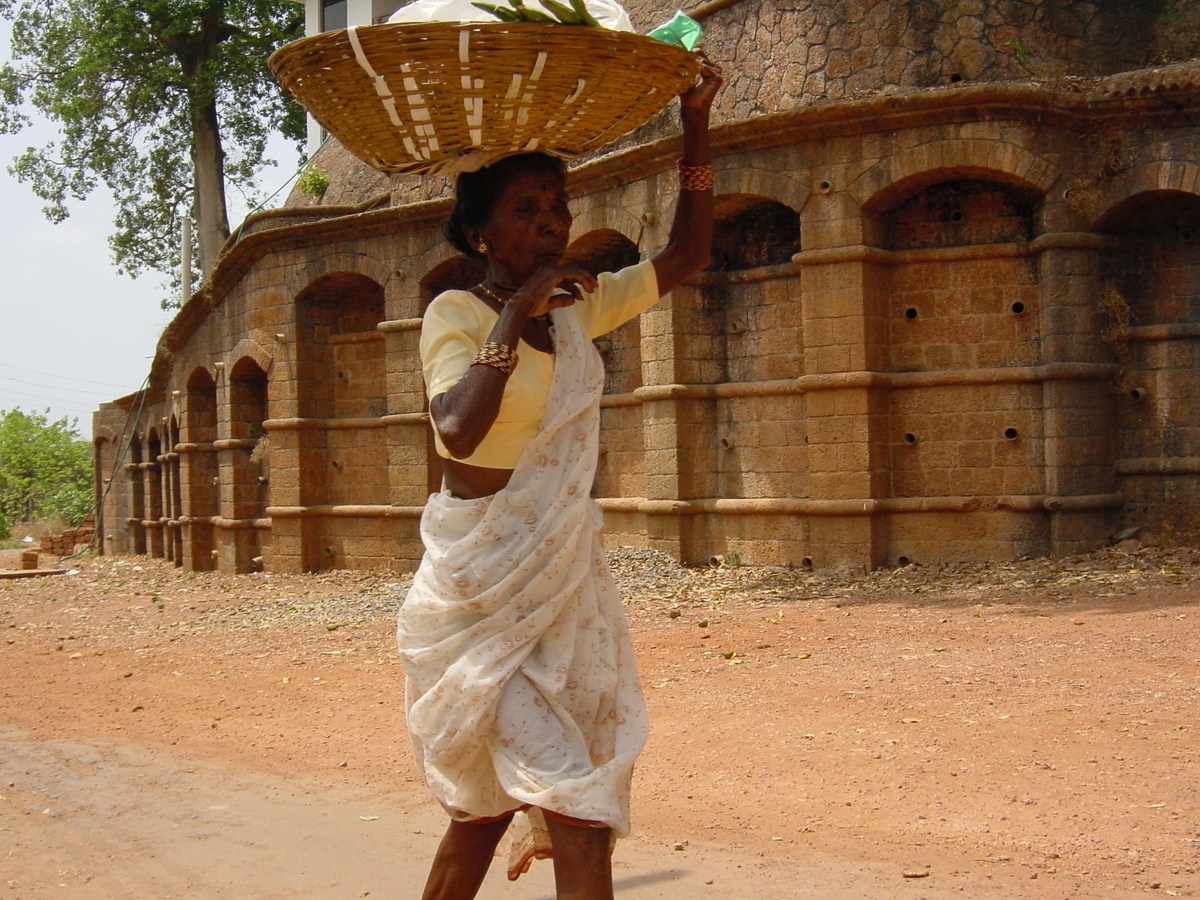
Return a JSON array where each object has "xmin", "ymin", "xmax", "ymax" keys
[{"xmin": 444, "ymin": 152, "xmax": 568, "ymax": 259}]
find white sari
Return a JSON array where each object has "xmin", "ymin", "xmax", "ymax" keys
[{"xmin": 397, "ymin": 302, "xmax": 649, "ymax": 875}]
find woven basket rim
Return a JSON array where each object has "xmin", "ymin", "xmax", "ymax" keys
[{"xmin": 270, "ymin": 22, "xmax": 698, "ymax": 176}]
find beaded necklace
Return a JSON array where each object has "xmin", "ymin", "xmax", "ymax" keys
[{"xmin": 475, "ymin": 281, "xmax": 551, "ymax": 322}]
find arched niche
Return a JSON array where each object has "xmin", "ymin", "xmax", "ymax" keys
[
  {"xmin": 1094, "ymin": 189, "xmax": 1200, "ymax": 528},
  {"xmin": 565, "ymin": 229, "xmax": 640, "ymax": 275},
  {"xmin": 1094, "ymin": 189, "xmax": 1200, "ymax": 326},
  {"xmin": 229, "ymin": 357, "xmax": 269, "ymax": 441},
  {"xmin": 183, "ymin": 366, "xmax": 219, "ymax": 570},
  {"xmin": 709, "ymin": 194, "xmax": 800, "ymax": 271},
  {"xmin": 421, "ymin": 255, "xmax": 486, "ymax": 304},
  {"xmin": 128, "ymin": 431, "xmax": 147, "ymax": 555},
  {"xmin": 146, "ymin": 428, "xmax": 163, "ymax": 509},
  {"xmin": 880, "ymin": 178, "xmax": 1039, "ymax": 250},
  {"xmin": 296, "ymin": 272, "xmax": 386, "ymax": 420},
  {"xmin": 145, "ymin": 426, "xmax": 165, "ymax": 558},
  {"xmin": 168, "ymin": 414, "xmax": 183, "ymax": 565},
  {"xmin": 227, "ymin": 356, "xmax": 269, "ymax": 570},
  {"xmin": 186, "ymin": 367, "xmax": 218, "ymax": 444}
]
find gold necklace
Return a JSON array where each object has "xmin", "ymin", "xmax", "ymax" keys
[{"xmin": 475, "ymin": 282, "xmax": 550, "ymax": 322}]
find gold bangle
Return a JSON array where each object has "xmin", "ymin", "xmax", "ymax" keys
[
  {"xmin": 678, "ymin": 159, "xmax": 715, "ymax": 191},
  {"xmin": 472, "ymin": 341, "xmax": 518, "ymax": 376}
]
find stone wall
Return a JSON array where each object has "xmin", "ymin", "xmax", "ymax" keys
[{"xmin": 92, "ymin": 1, "xmax": 1200, "ymax": 572}]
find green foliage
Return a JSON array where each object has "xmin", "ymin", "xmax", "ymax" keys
[
  {"xmin": 1004, "ymin": 37, "xmax": 1032, "ymax": 67},
  {"xmin": 472, "ymin": 0, "xmax": 600, "ymax": 26},
  {"xmin": 0, "ymin": 408, "xmax": 93, "ymax": 535},
  {"xmin": 0, "ymin": 0, "xmax": 307, "ymax": 302},
  {"xmin": 296, "ymin": 163, "xmax": 330, "ymax": 197}
]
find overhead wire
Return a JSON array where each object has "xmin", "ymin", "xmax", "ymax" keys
[
  {"xmin": 0, "ymin": 363, "xmax": 143, "ymax": 417},
  {"xmin": 0, "ymin": 361, "xmax": 140, "ymax": 391},
  {"xmin": 0, "ymin": 391, "xmax": 98, "ymax": 414},
  {"xmin": 0, "ymin": 373, "xmax": 125, "ymax": 397}
]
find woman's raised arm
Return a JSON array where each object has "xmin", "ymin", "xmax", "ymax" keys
[{"xmin": 651, "ymin": 53, "xmax": 724, "ymax": 296}]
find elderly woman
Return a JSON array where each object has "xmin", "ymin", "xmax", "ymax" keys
[{"xmin": 398, "ymin": 55, "xmax": 722, "ymax": 900}]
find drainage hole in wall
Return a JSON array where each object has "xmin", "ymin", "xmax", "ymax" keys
[
  {"xmin": 904, "ymin": 307, "xmax": 918, "ymax": 320},
  {"xmin": 1011, "ymin": 301, "xmax": 1026, "ymax": 314},
  {"xmin": 801, "ymin": 557, "xmax": 813, "ymax": 570},
  {"xmin": 323, "ymin": 547, "xmax": 333, "ymax": 556},
  {"xmin": 949, "ymin": 73, "xmax": 962, "ymax": 83},
  {"xmin": 1004, "ymin": 427, "xmax": 1019, "ymax": 441},
  {"xmin": 949, "ymin": 210, "xmax": 965, "ymax": 223},
  {"xmin": 1129, "ymin": 386, "xmax": 1147, "ymax": 402},
  {"xmin": 720, "ymin": 436, "xmax": 736, "ymax": 450},
  {"xmin": 903, "ymin": 432, "xmax": 918, "ymax": 445},
  {"xmin": 896, "ymin": 556, "xmax": 911, "ymax": 567}
]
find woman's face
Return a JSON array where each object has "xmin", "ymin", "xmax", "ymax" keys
[{"xmin": 476, "ymin": 168, "xmax": 572, "ymax": 286}]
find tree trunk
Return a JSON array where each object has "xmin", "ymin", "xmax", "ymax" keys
[{"xmin": 191, "ymin": 99, "xmax": 231, "ymax": 278}]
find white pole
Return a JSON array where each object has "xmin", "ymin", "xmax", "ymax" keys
[{"xmin": 181, "ymin": 216, "xmax": 193, "ymax": 307}]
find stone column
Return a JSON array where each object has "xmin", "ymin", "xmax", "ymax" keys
[
  {"xmin": 796, "ymin": 241, "xmax": 893, "ymax": 571},
  {"xmin": 1034, "ymin": 232, "xmax": 1123, "ymax": 554},
  {"xmin": 382, "ymin": 315, "xmax": 432, "ymax": 571},
  {"xmin": 638, "ymin": 281, "xmax": 721, "ymax": 565},
  {"xmin": 178, "ymin": 441, "xmax": 218, "ymax": 570}
]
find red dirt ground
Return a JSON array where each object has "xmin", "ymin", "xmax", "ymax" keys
[{"xmin": 1, "ymin": 547, "xmax": 1197, "ymax": 899}]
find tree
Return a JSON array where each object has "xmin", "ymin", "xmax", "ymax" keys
[
  {"xmin": 0, "ymin": 0, "xmax": 306, "ymax": 301},
  {"xmin": 0, "ymin": 408, "xmax": 93, "ymax": 538}
]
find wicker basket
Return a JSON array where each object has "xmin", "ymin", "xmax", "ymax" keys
[{"xmin": 270, "ymin": 22, "xmax": 699, "ymax": 175}]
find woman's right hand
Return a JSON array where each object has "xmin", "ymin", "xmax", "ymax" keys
[
  {"xmin": 679, "ymin": 51, "xmax": 722, "ymax": 117},
  {"xmin": 507, "ymin": 263, "xmax": 599, "ymax": 320}
]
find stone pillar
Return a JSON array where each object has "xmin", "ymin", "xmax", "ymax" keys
[
  {"xmin": 797, "ymin": 248, "xmax": 892, "ymax": 571},
  {"xmin": 145, "ymin": 460, "xmax": 165, "ymax": 559},
  {"xmin": 216, "ymin": 438, "xmax": 262, "ymax": 573},
  {"xmin": 638, "ymin": 282, "xmax": 721, "ymax": 565},
  {"xmin": 178, "ymin": 442, "xmax": 218, "ymax": 570},
  {"xmin": 263, "ymin": 424, "xmax": 306, "ymax": 572},
  {"xmin": 1035, "ymin": 233, "xmax": 1122, "ymax": 554},
  {"xmin": 383, "ymin": 316, "xmax": 432, "ymax": 570}
]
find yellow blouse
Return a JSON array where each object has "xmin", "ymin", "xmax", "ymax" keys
[{"xmin": 420, "ymin": 259, "xmax": 659, "ymax": 469}]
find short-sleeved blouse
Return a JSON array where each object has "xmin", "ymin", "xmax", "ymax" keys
[{"xmin": 420, "ymin": 259, "xmax": 659, "ymax": 469}]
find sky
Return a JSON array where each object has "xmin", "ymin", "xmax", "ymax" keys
[{"xmin": 0, "ymin": 21, "xmax": 303, "ymax": 441}]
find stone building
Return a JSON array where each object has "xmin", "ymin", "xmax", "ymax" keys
[{"xmin": 94, "ymin": 0, "xmax": 1200, "ymax": 573}]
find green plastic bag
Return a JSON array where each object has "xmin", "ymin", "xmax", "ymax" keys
[{"xmin": 648, "ymin": 11, "xmax": 703, "ymax": 51}]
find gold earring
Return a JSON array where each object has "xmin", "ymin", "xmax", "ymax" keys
[{"xmin": 477, "ymin": 240, "xmax": 489, "ymax": 255}]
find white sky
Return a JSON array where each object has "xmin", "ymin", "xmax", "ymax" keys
[{"xmin": 0, "ymin": 20, "xmax": 303, "ymax": 440}]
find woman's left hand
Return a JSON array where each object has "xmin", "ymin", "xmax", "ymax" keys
[{"xmin": 680, "ymin": 51, "xmax": 723, "ymax": 114}]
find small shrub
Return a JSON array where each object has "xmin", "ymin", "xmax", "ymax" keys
[{"xmin": 296, "ymin": 164, "xmax": 330, "ymax": 198}]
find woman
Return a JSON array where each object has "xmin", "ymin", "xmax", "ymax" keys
[{"xmin": 398, "ymin": 55, "xmax": 722, "ymax": 900}]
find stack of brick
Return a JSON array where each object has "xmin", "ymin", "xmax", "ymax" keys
[{"xmin": 38, "ymin": 516, "xmax": 96, "ymax": 557}]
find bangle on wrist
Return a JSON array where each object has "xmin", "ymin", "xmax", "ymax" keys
[
  {"xmin": 678, "ymin": 159, "xmax": 715, "ymax": 191},
  {"xmin": 471, "ymin": 341, "xmax": 518, "ymax": 376}
]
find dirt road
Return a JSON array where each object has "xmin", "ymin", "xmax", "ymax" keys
[{"xmin": 1, "ymin": 548, "xmax": 1197, "ymax": 899}]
